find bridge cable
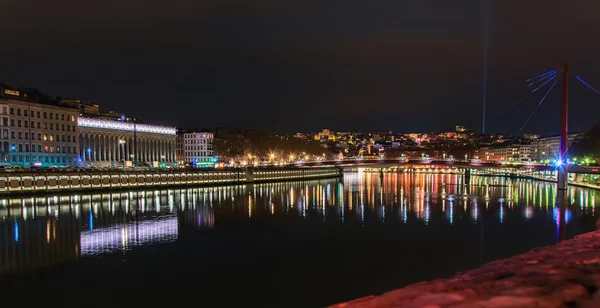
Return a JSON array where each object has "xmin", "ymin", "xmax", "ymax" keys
[
  {"xmin": 497, "ymin": 74, "xmax": 557, "ymax": 118},
  {"xmin": 525, "ymin": 70, "xmax": 556, "ymax": 83},
  {"xmin": 509, "ymin": 79, "xmax": 558, "ymax": 145},
  {"xmin": 576, "ymin": 76, "xmax": 600, "ymax": 96},
  {"xmin": 526, "ymin": 71, "xmax": 557, "ymax": 87}
]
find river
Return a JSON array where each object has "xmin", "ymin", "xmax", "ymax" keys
[{"xmin": 0, "ymin": 171, "xmax": 597, "ymax": 307}]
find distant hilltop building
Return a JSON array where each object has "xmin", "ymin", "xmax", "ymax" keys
[
  {"xmin": 455, "ymin": 125, "xmax": 468, "ymax": 133},
  {"xmin": 315, "ymin": 128, "xmax": 335, "ymax": 142},
  {"xmin": 523, "ymin": 134, "xmax": 540, "ymax": 140}
]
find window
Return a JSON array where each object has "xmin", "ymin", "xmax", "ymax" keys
[
  {"xmin": 56, "ymin": 134, "xmax": 59, "ymax": 141},
  {"xmin": 24, "ymin": 120, "xmax": 28, "ymax": 128},
  {"xmin": 16, "ymin": 109, "xmax": 21, "ymax": 116},
  {"xmin": 61, "ymin": 124, "xmax": 65, "ymax": 131},
  {"xmin": 2, "ymin": 118, "xmax": 7, "ymax": 126},
  {"xmin": 57, "ymin": 146, "xmax": 60, "ymax": 153},
  {"xmin": 50, "ymin": 123, "xmax": 54, "ymax": 130},
  {"xmin": 49, "ymin": 113, "xmax": 53, "ymax": 119},
  {"xmin": 50, "ymin": 146, "xmax": 54, "ymax": 153},
  {"xmin": 67, "ymin": 125, "xmax": 71, "ymax": 132},
  {"xmin": 37, "ymin": 122, "xmax": 40, "ymax": 128},
  {"xmin": 2, "ymin": 129, "xmax": 7, "ymax": 139},
  {"xmin": 61, "ymin": 114, "xmax": 65, "ymax": 121},
  {"xmin": 43, "ymin": 112, "xmax": 47, "ymax": 119},
  {"xmin": 61, "ymin": 135, "xmax": 65, "ymax": 142},
  {"xmin": 18, "ymin": 132, "xmax": 22, "ymax": 139},
  {"xmin": 10, "ymin": 108, "xmax": 14, "ymax": 115},
  {"xmin": 30, "ymin": 121, "xmax": 34, "ymax": 128},
  {"xmin": 44, "ymin": 123, "xmax": 48, "ymax": 129},
  {"xmin": 24, "ymin": 132, "xmax": 28, "ymax": 140},
  {"xmin": 38, "ymin": 133, "xmax": 41, "ymax": 140},
  {"xmin": 18, "ymin": 144, "xmax": 22, "ymax": 152},
  {"xmin": 72, "ymin": 146, "xmax": 76, "ymax": 154},
  {"xmin": 49, "ymin": 135, "xmax": 53, "ymax": 141},
  {"xmin": 39, "ymin": 144, "xmax": 42, "ymax": 152},
  {"xmin": 67, "ymin": 147, "xmax": 71, "ymax": 153},
  {"xmin": 17, "ymin": 120, "xmax": 21, "ymax": 127},
  {"xmin": 71, "ymin": 116, "xmax": 75, "ymax": 122},
  {"xmin": 32, "ymin": 145, "xmax": 36, "ymax": 152},
  {"xmin": 1, "ymin": 107, "xmax": 6, "ymax": 115},
  {"xmin": 24, "ymin": 110, "xmax": 28, "ymax": 117},
  {"xmin": 25, "ymin": 144, "xmax": 29, "ymax": 152},
  {"xmin": 11, "ymin": 132, "xmax": 15, "ymax": 139},
  {"xmin": 37, "ymin": 111, "xmax": 40, "ymax": 118},
  {"xmin": 10, "ymin": 119, "xmax": 14, "ymax": 126},
  {"xmin": 62, "ymin": 146, "xmax": 65, "ymax": 153}
]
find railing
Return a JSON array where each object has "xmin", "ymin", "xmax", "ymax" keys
[{"xmin": 0, "ymin": 167, "xmax": 342, "ymax": 195}]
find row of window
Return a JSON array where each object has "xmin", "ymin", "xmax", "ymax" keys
[
  {"xmin": 186, "ymin": 157, "xmax": 214, "ymax": 163},
  {"xmin": 4, "ymin": 107, "xmax": 75, "ymax": 122},
  {"xmin": 185, "ymin": 139, "xmax": 212, "ymax": 144},
  {"xmin": 184, "ymin": 146, "xmax": 212, "ymax": 150},
  {"xmin": 2, "ymin": 118, "xmax": 76, "ymax": 131},
  {"xmin": 8, "ymin": 143, "xmax": 77, "ymax": 154},
  {"xmin": 4, "ymin": 130, "xmax": 76, "ymax": 143},
  {"xmin": 186, "ymin": 152, "xmax": 213, "ymax": 157}
]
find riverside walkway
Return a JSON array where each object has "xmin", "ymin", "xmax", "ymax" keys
[{"xmin": 330, "ymin": 230, "xmax": 600, "ymax": 308}]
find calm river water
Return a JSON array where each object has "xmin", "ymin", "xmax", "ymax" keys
[{"xmin": 0, "ymin": 171, "xmax": 598, "ymax": 307}]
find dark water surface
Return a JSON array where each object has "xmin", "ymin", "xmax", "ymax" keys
[{"xmin": 0, "ymin": 172, "xmax": 598, "ymax": 307}]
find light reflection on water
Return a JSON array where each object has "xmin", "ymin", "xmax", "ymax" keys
[{"xmin": 0, "ymin": 172, "xmax": 598, "ymax": 306}]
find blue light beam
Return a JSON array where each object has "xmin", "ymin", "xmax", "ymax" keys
[{"xmin": 576, "ymin": 76, "xmax": 600, "ymax": 96}]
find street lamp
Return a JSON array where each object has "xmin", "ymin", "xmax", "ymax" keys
[{"xmin": 269, "ymin": 153, "xmax": 275, "ymax": 164}]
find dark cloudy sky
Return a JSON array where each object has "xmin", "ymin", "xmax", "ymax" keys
[{"xmin": 1, "ymin": 0, "xmax": 599, "ymax": 135}]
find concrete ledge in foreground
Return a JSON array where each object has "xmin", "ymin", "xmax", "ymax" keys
[{"xmin": 329, "ymin": 231, "xmax": 600, "ymax": 308}]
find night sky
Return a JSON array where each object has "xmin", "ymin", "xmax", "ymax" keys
[{"xmin": 1, "ymin": 1, "xmax": 599, "ymax": 135}]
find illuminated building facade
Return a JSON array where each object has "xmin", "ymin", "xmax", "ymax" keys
[
  {"xmin": 530, "ymin": 133, "xmax": 584, "ymax": 162},
  {"xmin": 180, "ymin": 131, "xmax": 215, "ymax": 167},
  {"xmin": 78, "ymin": 117, "xmax": 177, "ymax": 167},
  {"xmin": 479, "ymin": 146, "xmax": 520, "ymax": 162},
  {"xmin": 0, "ymin": 88, "xmax": 80, "ymax": 167}
]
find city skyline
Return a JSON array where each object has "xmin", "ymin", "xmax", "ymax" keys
[{"xmin": 1, "ymin": 1, "xmax": 600, "ymax": 135}]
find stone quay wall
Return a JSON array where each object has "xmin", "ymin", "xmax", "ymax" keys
[
  {"xmin": 330, "ymin": 231, "xmax": 600, "ymax": 308},
  {"xmin": 0, "ymin": 166, "xmax": 342, "ymax": 196}
]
